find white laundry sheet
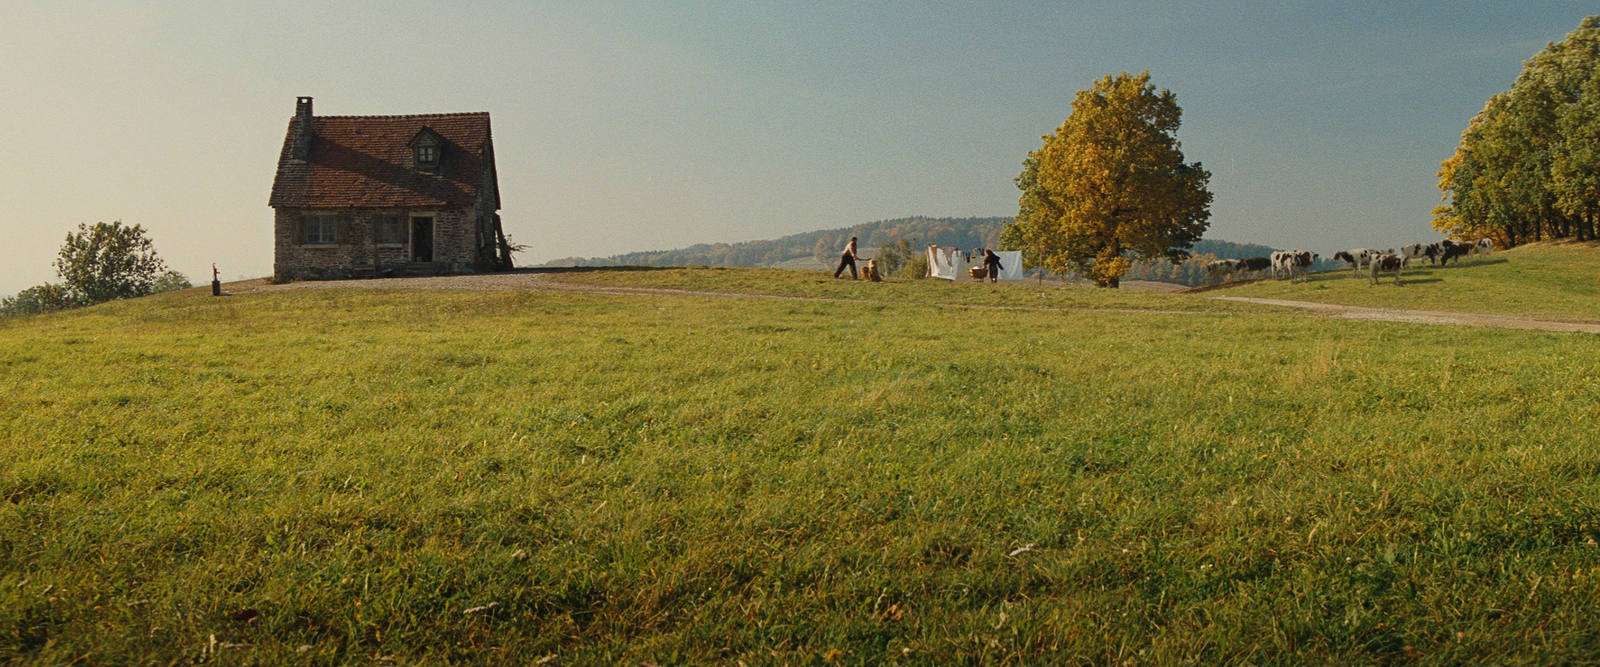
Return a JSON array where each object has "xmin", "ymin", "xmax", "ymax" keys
[
  {"xmin": 954, "ymin": 251, "xmax": 978, "ymax": 278},
  {"xmin": 926, "ymin": 245, "xmax": 1024, "ymax": 280},
  {"xmin": 994, "ymin": 251, "xmax": 1024, "ymax": 280},
  {"xmin": 926, "ymin": 245, "xmax": 959, "ymax": 280}
]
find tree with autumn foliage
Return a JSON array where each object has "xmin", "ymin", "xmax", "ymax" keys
[
  {"xmin": 1005, "ymin": 71, "xmax": 1211, "ymax": 288},
  {"xmin": 1434, "ymin": 16, "xmax": 1600, "ymax": 246}
]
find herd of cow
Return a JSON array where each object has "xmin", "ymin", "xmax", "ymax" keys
[{"xmin": 1204, "ymin": 239, "xmax": 1496, "ymax": 286}]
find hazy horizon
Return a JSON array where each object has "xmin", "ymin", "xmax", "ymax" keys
[{"xmin": 3, "ymin": 2, "xmax": 1593, "ymax": 295}]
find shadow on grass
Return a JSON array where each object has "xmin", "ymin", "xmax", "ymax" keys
[
  {"xmin": 1181, "ymin": 268, "xmax": 1450, "ymax": 293},
  {"xmin": 1442, "ymin": 257, "xmax": 1510, "ymax": 268},
  {"xmin": 1289, "ymin": 273, "xmax": 1447, "ymax": 287},
  {"xmin": 1406, "ymin": 257, "xmax": 1509, "ymax": 271}
]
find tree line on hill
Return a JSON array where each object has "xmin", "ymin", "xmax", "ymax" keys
[
  {"xmin": 1, "ymin": 221, "xmax": 189, "ymax": 319},
  {"xmin": 1435, "ymin": 16, "xmax": 1600, "ymax": 246}
]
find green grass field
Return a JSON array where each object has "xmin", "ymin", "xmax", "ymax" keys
[
  {"xmin": 2, "ymin": 269, "xmax": 1599, "ymax": 664},
  {"xmin": 540, "ymin": 266, "xmax": 1282, "ymax": 314},
  {"xmin": 1218, "ymin": 242, "xmax": 1600, "ymax": 321}
]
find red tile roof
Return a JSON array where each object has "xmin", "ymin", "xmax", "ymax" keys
[{"xmin": 269, "ymin": 113, "xmax": 496, "ymax": 209}]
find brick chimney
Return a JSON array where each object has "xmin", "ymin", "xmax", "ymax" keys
[{"xmin": 291, "ymin": 96, "xmax": 313, "ymax": 160}]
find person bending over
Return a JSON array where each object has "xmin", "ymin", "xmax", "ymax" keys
[
  {"xmin": 834, "ymin": 236, "xmax": 862, "ymax": 280},
  {"xmin": 983, "ymin": 249, "xmax": 1004, "ymax": 283}
]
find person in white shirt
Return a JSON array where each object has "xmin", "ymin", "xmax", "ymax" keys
[{"xmin": 833, "ymin": 237, "xmax": 862, "ymax": 279}]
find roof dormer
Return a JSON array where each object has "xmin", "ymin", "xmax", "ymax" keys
[{"xmin": 409, "ymin": 127, "xmax": 445, "ymax": 169}]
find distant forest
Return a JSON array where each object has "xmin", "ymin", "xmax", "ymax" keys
[{"xmin": 542, "ymin": 216, "xmax": 1303, "ymax": 286}]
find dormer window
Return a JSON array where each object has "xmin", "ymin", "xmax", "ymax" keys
[{"xmin": 409, "ymin": 127, "xmax": 445, "ymax": 169}]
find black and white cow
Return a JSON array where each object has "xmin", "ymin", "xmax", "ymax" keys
[
  {"xmin": 1271, "ymin": 250, "xmax": 1317, "ymax": 283},
  {"xmin": 1438, "ymin": 240, "xmax": 1472, "ymax": 266},
  {"xmin": 1368, "ymin": 253, "xmax": 1405, "ymax": 286},
  {"xmin": 1289, "ymin": 250, "xmax": 1317, "ymax": 283},
  {"xmin": 1205, "ymin": 258, "xmax": 1241, "ymax": 284},
  {"xmin": 1473, "ymin": 238, "xmax": 1495, "ymax": 258},
  {"xmin": 1332, "ymin": 248, "xmax": 1385, "ymax": 277},
  {"xmin": 1270, "ymin": 251, "xmax": 1293, "ymax": 280},
  {"xmin": 1331, "ymin": 250, "xmax": 1359, "ymax": 275},
  {"xmin": 1424, "ymin": 242, "xmax": 1448, "ymax": 265},
  {"xmin": 1400, "ymin": 243, "xmax": 1430, "ymax": 263},
  {"xmin": 1238, "ymin": 256, "xmax": 1273, "ymax": 276}
]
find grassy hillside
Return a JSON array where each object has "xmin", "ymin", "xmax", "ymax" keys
[
  {"xmin": 1218, "ymin": 242, "xmax": 1600, "ymax": 321},
  {"xmin": 540, "ymin": 266, "xmax": 1281, "ymax": 313},
  {"xmin": 3, "ymin": 279, "xmax": 1600, "ymax": 664}
]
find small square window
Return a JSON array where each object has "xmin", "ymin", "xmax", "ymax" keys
[
  {"xmin": 303, "ymin": 215, "xmax": 337, "ymax": 244},
  {"xmin": 376, "ymin": 215, "xmax": 404, "ymax": 244},
  {"xmin": 416, "ymin": 145, "xmax": 439, "ymax": 164}
]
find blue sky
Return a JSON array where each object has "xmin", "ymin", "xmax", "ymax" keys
[{"xmin": 1, "ymin": 1, "xmax": 1592, "ymax": 293}]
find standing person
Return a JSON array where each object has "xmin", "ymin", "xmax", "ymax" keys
[
  {"xmin": 983, "ymin": 249, "xmax": 1004, "ymax": 283},
  {"xmin": 834, "ymin": 236, "xmax": 862, "ymax": 279}
]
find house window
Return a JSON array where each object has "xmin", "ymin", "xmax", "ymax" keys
[
  {"xmin": 416, "ymin": 145, "xmax": 439, "ymax": 165},
  {"xmin": 303, "ymin": 215, "xmax": 337, "ymax": 245},
  {"xmin": 375, "ymin": 215, "xmax": 404, "ymax": 244}
]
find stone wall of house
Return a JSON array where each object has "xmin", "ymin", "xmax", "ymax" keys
[
  {"xmin": 475, "ymin": 141, "xmax": 502, "ymax": 268},
  {"xmin": 273, "ymin": 207, "xmax": 481, "ymax": 280},
  {"xmin": 431, "ymin": 208, "xmax": 478, "ymax": 271}
]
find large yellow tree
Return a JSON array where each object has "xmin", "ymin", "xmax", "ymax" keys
[{"xmin": 1008, "ymin": 72, "xmax": 1212, "ymax": 287}]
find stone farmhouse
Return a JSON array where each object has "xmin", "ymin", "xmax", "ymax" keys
[{"xmin": 269, "ymin": 97, "xmax": 512, "ymax": 280}]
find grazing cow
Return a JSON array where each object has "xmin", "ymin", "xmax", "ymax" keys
[
  {"xmin": 1423, "ymin": 242, "xmax": 1445, "ymax": 265},
  {"xmin": 1438, "ymin": 240, "xmax": 1471, "ymax": 266},
  {"xmin": 1400, "ymin": 243, "xmax": 1430, "ymax": 263},
  {"xmin": 1238, "ymin": 256, "xmax": 1272, "ymax": 276},
  {"xmin": 1288, "ymin": 250, "xmax": 1317, "ymax": 283},
  {"xmin": 1270, "ymin": 251, "xmax": 1293, "ymax": 280},
  {"xmin": 1368, "ymin": 253, "xmax": 1405, "ymax": 286},
  {"xmin": 1205, "ymin": 259, "xmax": 1241, "ymax": 284},
  {"xmin": 1271, "ymin": 250, "xmax": 1317, "ymax": 282},
  {"xmin": 1331, "ymin": 250, "xmax": 1358, "ymax": 275},
  {"xmin": 1296, "ymin": 250, "xmax": 1317, "ymax": 281},
  {"xmin": 1333, "ymin": 248, "xmax": 1384, "ymax": 277},
  {"xmin": 1473, "ymin": 238, "xmax": 1495, "ymax": 258}
]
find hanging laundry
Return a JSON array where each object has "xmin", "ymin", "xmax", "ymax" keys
[
  {"xmin": 926, "ymin": 245, "xmax": 958, "ymax": 280},
  {"xmin": 954, "ymin": 251, "xmax": 979, "ymax": 279},
  {"xmin": 996, "ymin": 251, "xmax": 1024, "ymax": 280}
]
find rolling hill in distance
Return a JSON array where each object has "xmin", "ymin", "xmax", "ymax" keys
[{"xmin": 539, "ymin": 216, "xmax": 1283, "ymax": 282}]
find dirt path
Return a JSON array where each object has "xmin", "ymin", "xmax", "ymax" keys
[{"xmin": 1211, "ymin": 296, "xmax": 1600, "ymax": 334}]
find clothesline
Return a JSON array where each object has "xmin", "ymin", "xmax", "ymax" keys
[{"xmin": 925, "ymin": 245, "xmax": 1023, "ymax": 281}]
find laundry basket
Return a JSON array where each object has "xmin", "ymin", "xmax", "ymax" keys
[{"xmin": 968, "ymin": 267, "xmax": 988, "ymax": 280}]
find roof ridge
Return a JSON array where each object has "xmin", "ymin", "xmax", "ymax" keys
[{"xmin": 308, "ymin": 112, "xmax": 490, "ymax": 119}]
